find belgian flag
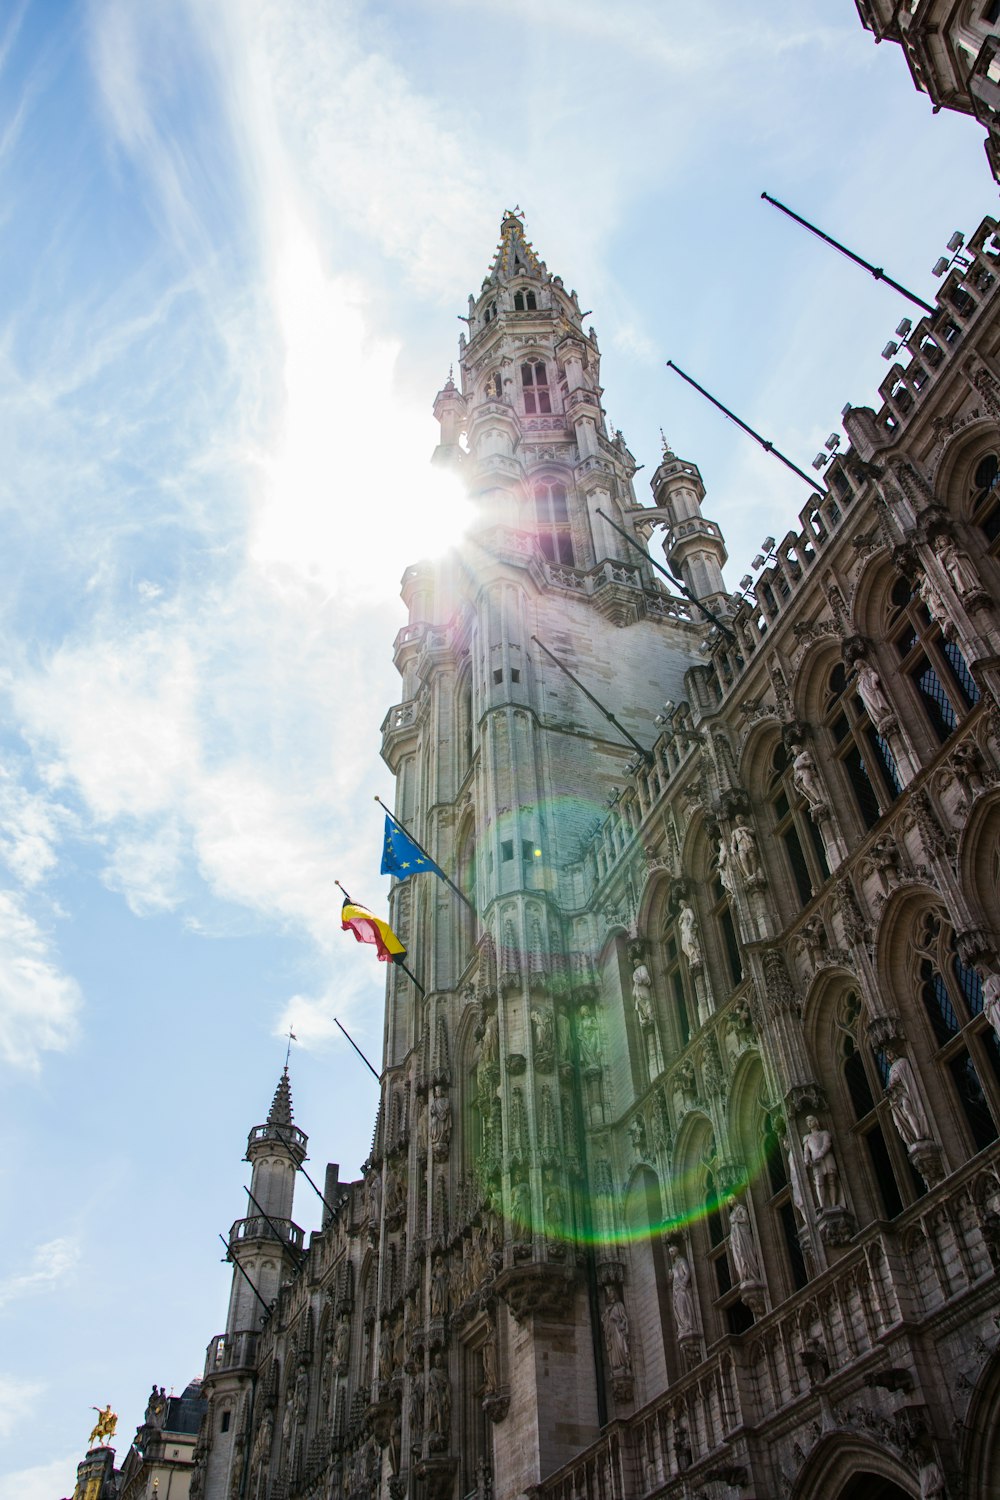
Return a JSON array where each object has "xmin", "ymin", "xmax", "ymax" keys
[{"xmin": 341, "ymin": 898, "xmax": 406, "ymax": 964}]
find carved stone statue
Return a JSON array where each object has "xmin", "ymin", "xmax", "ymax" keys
[
  {"xmin": 88, "ymin": 1404, "xmax": 118, "ymax": 1448},
  {"xmin": 531, "ymin": 1006, "xmax": 554, "ymax": 1067},
  {"xmin": 919, "ymin": 570, "xmax": 947, "ymax": 626},
  {"xmin": 792, "ymin": 745, "xmax": 824, "ymax": 810},
  {"xmin": 426, "ymin": 1353, "xmax": 451, "ymax": 1445},
  {"xmin": 731, "ymin": 815, "xmax": 763, "ymax": 885},
  {"xmin": 628, "ymin": 1113, "xmax": 647, "ymax": 1158},
  {"xmin": 481, "ymin": 1324, "xmax": 499, "ymax": 1393},
  {"xmin": 367, "ymin": 1170, "xmax": 382, "ymax": 1222},
  {"xmin": 855, "ymin": 661, "xmax": 894, "ymax": 731},
  {"xmin": 601, "ymin": 1286, "xmax": 632, "ymax": 1377},
  {"xmin": 885, "ymin": 1047, "xmax": 933, "ymax": 1147},
  {"xmin": 144, "ymin": 1386, "xmax": 166, "ymax": 1427},
  {"xmin": 251, "ymin": 1407, "xmax": 273, "ymax": 1470},
  {"xmin": 982, "ymin": 971, "xmax": 1000, "ymax": 1045},
  {"xmin": 334, "ymin": 1316, "xmax": 350, "ymax": 1372},
  {"xmin": 577, "ymin": 1006, "xmax": 602, "ymax": 1069},
  {"xmin": 677, "ymin": 901, "xmax": 703, "ymax": 967},
  {"xmin": 379, "ymin": 1321, "xmax": 393, "ymax": 1384},
  {"xmin": 632, "ymin": 963, "xmax": 654, "ymax": 1026},
  {"xmin": 801, "ymin": 1115, "xmax": 845, "ymax": 1210},
  {"xmin": 429, "ymin": 1254, "xmax": 449, "ymax": 1318},
  {"xmin": 918, "ymin": 1457, "xmax": 947, "ymax": 1499},
  {"xmin": 668, "ymin": 1242, "xmax": 695, "ymax": 1337},
  {"xmin": 556, "ymin": 1007, "xmax": 572, "ymax": 1064},
  {"xmin": 408, "ymin": 1372, "xmax": 423, "ymax": 1447},
  {"xmin": 935, "ymin": 532, "xmax": 979, "ymax": 596},
  {"xmin": 716, "ymin": 836, "xmax": 735, "ymax": 896},
  {"xmin": 429, "ymin": 1086, "xmax": 452, "ymax": 1156},
  {"xmin": 726, "ymin": 1197, "xmax": 761, "ymax": 1285},
  {"xmin": 676, "ymin": 1058, "xmax": 697, "ymax": 1109},
  {"xmin": 293, "ymin": 1365, "xmax": 309, "ymax": 1423}
]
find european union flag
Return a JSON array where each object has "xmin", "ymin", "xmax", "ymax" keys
[{"xmin": 380, "ymin": 816, "xmax": 445, "ymax": 881}]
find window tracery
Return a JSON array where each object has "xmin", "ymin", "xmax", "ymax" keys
[
  {"xmin": 823, "ymin": 661, "xmax": 902, "ymax": 831},
  {"xmin": 521, "ymin": 361, "xmax": 551, "ymax": 414},
  {"xmin": 887, "ymin": 574, "xmax": 980, "ymax": 745}
]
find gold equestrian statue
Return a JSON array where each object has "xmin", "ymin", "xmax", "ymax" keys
[{"xmin": 88, "ymin": 1404, "xmax": 118, "ymax": 1448}]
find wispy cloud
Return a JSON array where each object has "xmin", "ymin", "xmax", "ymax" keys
[
  {"xmin": 0, "ymin": 897, "xmax": 81, "ymax": 1072},
  {"xmin": 0, "ymin": 1376, "xmax": 44, "ymax": 1442},
  {"xmin": 0, "ymin": 1453, "xmax": 79, "ymax": 1500},
  {"xmin": 0, "ymin": 1237, "xmax": 80, "ymax": 1311}
]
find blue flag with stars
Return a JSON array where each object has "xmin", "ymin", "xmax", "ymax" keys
[{"xmin": 380, "ymin": 816, "xmax": 446, "ymax": 881}]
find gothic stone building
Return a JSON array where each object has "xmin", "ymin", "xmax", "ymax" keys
[{"xmin": 187, "ymin": 187, "xmax": 1000, "ymax": 1500}]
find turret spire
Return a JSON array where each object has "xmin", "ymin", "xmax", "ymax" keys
[
  {"xmin": 266, "ymin": 1066, "xmax": 294, "ymax": 1128},
  {"xmin": 485, "ymin": 207, "xmax": 543, "ymax": 284}
]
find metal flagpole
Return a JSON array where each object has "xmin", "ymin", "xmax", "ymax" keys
[
  {"xmin": 594, "ymin": 506, "xmax": 738, "ymax": 642},
  {"xmin": 761, "ymin": 192, "xmax": 936, "ymax": 316},
  {"xmin": 336, "ymin": 879, "xmax": 426, "ymax": 996},
  {"xmin": 530, "ymin": 635, "xmax": 653, "ymax": 763},
  {"xmin": 374, "ymin": 795, "xmax": 480, "ymax": 920},
  {"xmin": 665, "ymin": 361, "xmax": 821, "ymax": 489},
  {"xmin": 218, "ymin": 1234, "xmax": 271, "ymax": 1318},
  {"xmin": 334, "ymin": 1016, "xmax": 380, "ymax": 1081},
  {"xmin": 271, "ymin": 1125, "xmax": 346, "ymax": 1220}
]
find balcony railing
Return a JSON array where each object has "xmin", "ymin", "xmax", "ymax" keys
[
  {"xmin": 228, "ymin": 1214, "xmax": 303, "ymax": 1250},
  {"xmin": 204, "ymin": 1329, "xmax": 259, "ymax": 1376}
]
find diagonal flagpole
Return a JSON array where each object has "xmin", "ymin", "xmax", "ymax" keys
[
  {"xmin": 375, "ymin": 795, "xmax": 480, "ymax": 920},
  {"xmin": 336, "ymin": 878, "xmax": 426, "ymax": 995}
]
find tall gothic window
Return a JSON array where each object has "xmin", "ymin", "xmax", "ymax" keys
[
  {"xmin": 888, "ymin": 575, "xmax": 980, "ymax": 745},
  {"xmin": 766, "ymin": 741, "xmax": 829, "ymax": 908},
  {"xmin": 970, "ymin": 452, "xmax": 1000, "ymax": 550},
  {"xmin": 521, "ymin": 361, "xmax": 551, "ymax": 414},
  {"xmin": 760, "ymin": 1107, "xmax": 808, "ymax": 1292},
  {"xmin": 662, "ymin": 924, "xmax": 691, "ymax": 1049},
  {"xmin": 912, "ymin": 912, "xmax": 1000, "ymax": 1155},
  {"xmin": 513, "ymin": 289, "xmax": 537, "ymax": 311},
  {"xmin": 823, "ymin": 662, "xmax": 902, "ymax": 832},
  {"xmin": 708, "ymin": 868, "xmax": 742, "ymax": 990},
  {"xmin": 838, "ymin": 990, "xmax": 914, "ymax": 1220},
  {"xmin": 533, "ymin": 479, "xmax": 573, "ymax": 565}
]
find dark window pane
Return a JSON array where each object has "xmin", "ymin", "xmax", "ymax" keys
[
  {"xmin": 779, "ymin": 1201, "xmax": 809, "ymax": 1289},
  {"xmin": 672, "ymin": 973, "xmax": 689, "ymax": 1046},
  {"xmin": 922, "ymin": 971, "xmax": 960, "ymax": 1046},
  {"xmin": 868, "ymin": 727, "xmax": 903, "ymax": 798},
  {"xmin": 501, "ymin": 840, "xmax": 514, "ymax": 862},
  {"xmin": 845, "ymin": 1047, "xmax": 875, "ymax": 1118},
  {"xmin": 953, "ymin": 954, "xmax": 984, "ymax": 1016},
  {"xmin": 783, "ymin": 826, "xmax": 813, "ymax": 906},
  {"xmin": 806, "ymin": 816, "xmax": 830, "ymax": 879},
  {"xmin": 727, "ymin": 1299, "xmax": 754, "ymax": 1334},
  {"xmin": 720, "ymin": 906, "xmax": 742, "ymax": 987},
  {"xmin": 864, "ymin": 1124, "xmax": 904, "ymax": 1218},
  {"xmin": 911, "ymin": 658, "xmax": 957, "ymax": 741},
  {"xmin": 843, "ymin": 742, "xmax": 882, "ymax": 829},
  {"xmin": 950, "ymin": 1051, "xmax": 997, "ymax": 1151},
  {"xmin": 942, "ymin": 641, "xmax": 981, "ymax": 708},
  {"xmin": 714, "ymin": 1255, "xmax": 731, "ymax": 1296}
]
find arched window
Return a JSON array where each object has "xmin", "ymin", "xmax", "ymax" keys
[
  {"xmin": 708, "ymin": 866, "xmax": 742, "ymax": 991},
  {"xmin": 838, "ymin": 990, "xmax": 916, "ymax": 1219},
  {"xmin": 484, "ymin": 371, "xmax": 502, "ymax": 401},
  {"xmin": 887, "ymin": 574, "xmax": 980, "ymax": 745},
  {"xmin": 970, "ymin": 451, "xmax": 1000, "ymax": 549},
  {"xmin": 661, "ymin": 920, "xmax": 691, "ymax": 1049},
  {"xmin": 521, "ymin": 361, "xmax": 551, "ymax": 414},
  {"xmin": 911, "ymin": 911, "xmax": 1000, "ymax": 1154},
  {"xmin": 823, "ymin": 661, "xmax": 902, "ymax": 831},
  {"xmin": 483, "ymin": 300, "xmax": 497, "ymax": 325},
  {"xmin": 533, "ymin": 479, "xmax": 573, "ymax": 564},
  {"xmin": 512, "ymin": 289, "xmax": 537, "ymax": 312},
  {"xmin": 766, "ymin": 741, "xmax": 829, "ymax": 908}
]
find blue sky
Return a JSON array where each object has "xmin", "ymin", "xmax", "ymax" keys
[{"xmin": 0, "ymin": 2, "xmax": 996, "ymax": 1493}]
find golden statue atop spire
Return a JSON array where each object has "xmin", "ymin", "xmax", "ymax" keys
[{"xmin": 88, "ymin": 1404, "xmax": 117, "ymax": 1449}]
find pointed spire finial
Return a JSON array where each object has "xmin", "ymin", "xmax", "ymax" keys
[
  {"xmin": 660, "ymin": 429, "xmax": 675, "ymax": 459},
  {"xmin": 267, "ymin": 1066, "xmax": 294, "ymax": 1128}
]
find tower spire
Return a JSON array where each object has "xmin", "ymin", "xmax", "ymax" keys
[
  {"xmin": 486, "ymin": 207, "xmax": 543, "ymax": 284},
  {"xmin": 266, "ymin": 1065, "xmax": 294, "ymax": 1128}
]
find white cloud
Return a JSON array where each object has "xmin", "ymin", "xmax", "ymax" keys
[
  {"xmin": 0, "ymin": 1453, "xmax": 79, "ymax": 1500},
  {"xmin": 0, "ymin": 896, "xmax": 81, "ymax": 1072},
  {"xmin": 0, "ymin": 1375, "xmax": 44, "ymax": 1441},
  {"xmin": 0, "ymin": 1237, "xmax": 80, "ymax": 1311}
]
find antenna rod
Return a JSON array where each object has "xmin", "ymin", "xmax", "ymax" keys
[
  {"xmin": 334, "ymin": 1016, "xmax": 380, "ymax": 1080},
  {"xmin": 595, "ymin": 507, "xmax": 737, "ymax": 643},
  {"xmin": 665, "ymin": 361, "xmax": 821, "ymax": 490},
  {"xmin": 530, "ymin": 635, "xmax": 653, "ymax": 764},
  {"xmin": 218, "ymin": 1234, "xmax": 271, "ymax": 1318},
  {"xmin": 761, "ymin": 192, "xmax": 936, "ymax": 316},
  {"xmin": 374, "ymin": 795, "xmax": 479, "ymax": 919}
]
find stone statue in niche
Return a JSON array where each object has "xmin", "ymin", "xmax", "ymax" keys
[
  {"xmin": 430, "ymin": 1255, "xmax": 449, "ymax": 1319},
  {"xmin": 333, "ymin": 1316, "xmax": 350, "ymax": 1374},
  {"xmin": 677, "ymin": 901, "xmax": 703, "ymax": 968},
  {"xmin": 531, "ymin": 1006, "xmax": 554, "ymax": 1068},
  {"xmin": 429, "ymin": 1086, "xmax": 452, "ymax": 1157},
  {"xmin": 885, "ymin": 1046, "xmax": 934, "ymax": 1147},
  {"xmin": 791, "ymin": 745, "xmax": 825, "ymax": 810},
  {"xmin": 918, "ymin": 570, "xmax": 948, "ymax": 628},
  {"xmin": 632, "ymin": 962, "xmax": 654, "ymax": 1028},
  {"xmin": 716, "ymin": 836, "xmax": 735, "ymax": 896},
  {"xmin": 628, "ymin": 1113, "xmax": 647, "ymax": 1159},
  {"xmin": 726, "ymin": 1197, "xmax": 761, "ymax": 1285},
  {"xmin": 800, "ymin": 1115, "xmax": 845, "ymax": 1210},
  {"xmin": 981, "ymin": 971, "xmax": 1000, "ymax": 1044},
  {"xmin": 426, "ymin": 1353, "xmax": 451, "ymax": 1448},
  {"xmin": 854, "ymin": 661, "xmax": 895, "ymax": 732},
  {"xmin": 731, "ymin": 814, "xmax": 764, "ymax": 886},
  {"xmin": 577, "ymin": 1005, "xmax": 602, "ymax": 1069},
  {"xmin": 601, "ymin": 1285, "xmax": 632, "ymax": 1378},
  {"xmin": 510, "ymin": 1178, "xmax": 532, "ymax": 1243},
  {"xmin": 408, "ymin": 1373, "xmax": 423, "ymax": 1449},
  {"xmin": 935, "ymin": 532, "xmax": 980, "ymax": 596},
  {"xmin": 668, "ymin": 1242, "xmax": 695, "ymax": 1337}
]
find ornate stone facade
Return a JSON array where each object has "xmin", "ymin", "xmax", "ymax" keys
[{"xmin": 192, "ymin": 176, "xmax": 1000, "ymax": 1500}]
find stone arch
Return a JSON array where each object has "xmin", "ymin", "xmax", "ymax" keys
[
  {"xmin": 790, "ymin": 1432, "xmax": 917, "ymax": 1500},
  {"xmin": 849, "ymin": 550, "xmax": 902, "ymax": 644},
  {"xmin": 959, "ymin": 786, "xmax": 1000, "ymax": 955},
  {"xmin": 961, "ymin": 1335, "xmax": 1000, "ymax": 1498},
  {"xmin": 622, "ymin": 1164, "xmax": 673, "ymax": 1398},
  {"xmin": 929, "ymin": 415, "xmax": 1000, "ymax": 508},
  {"xmin": 791, "ymin": 636, "xmax": 844, "ymax": 728}
]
